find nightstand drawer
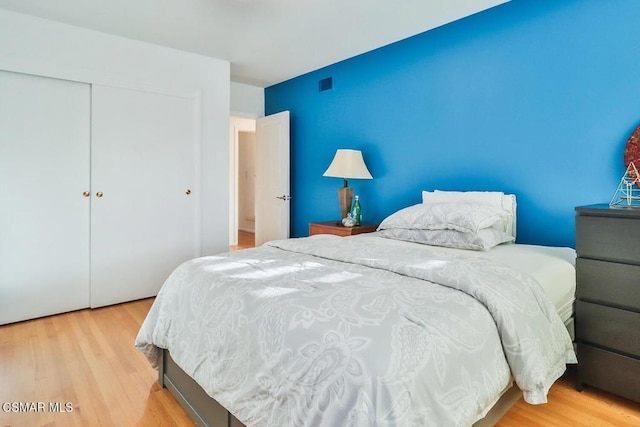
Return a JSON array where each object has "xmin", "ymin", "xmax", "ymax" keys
[
  {"xmin": 576, "ymin": 300, "xmax": 640, "ymax": 356},
  {"xmin": 576, "ymin": 258, "xmax": 640, "ymax": 311},
  {"xmin": 576, "ymin": 215, "xmax": 640, "ymax": 264},
  {"xmin": 577, "ymin": 343, "xmax": 640, "ymax": 403}
]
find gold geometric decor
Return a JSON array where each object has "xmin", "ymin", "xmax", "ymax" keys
[{"xmin": 610, "ymin": 161, "xmax": 640, "ymax": 206}]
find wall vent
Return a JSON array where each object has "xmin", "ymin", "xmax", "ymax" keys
[{"xmin": 319, "ymin": 77, "xmax": 333, "ymax": 92}]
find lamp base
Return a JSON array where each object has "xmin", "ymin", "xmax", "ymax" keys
[{"xmin": 337, "ymin": 186, "xmax": 354, "ymax": 220}]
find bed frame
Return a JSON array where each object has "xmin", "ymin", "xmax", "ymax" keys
[
  {"xmin": 159, "ymin": 349, "xmax": 244, "ymax": 427},
  {"xmin": 158, "ymin": 348, "xmax": 523, "ymax": 427}
]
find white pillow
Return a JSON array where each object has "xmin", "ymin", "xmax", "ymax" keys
[
  {"xmin": 422, "ymin": 190, "xmax": 504, "ymax": 206},
  {"xmin": 377, "ymin": 203, "xmax": 507, "ymax": 234},
  {"xmin": 379, "ymin": 228, "xmax": 514, "ymax": 251},
  {"xmin": 422, "ymin": 190, "xmax": 517, "ymax": 238}
]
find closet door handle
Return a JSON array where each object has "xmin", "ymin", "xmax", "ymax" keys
[
  {"xmin": 96, "ymin": 192, "xmax": 103, "ymax": 198},
  {"xmin": 82, "ymin": 191, "xmax": 90, "ymax": 197}
]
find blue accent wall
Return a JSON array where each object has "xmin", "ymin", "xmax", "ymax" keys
[{"xmin": 265, "ymin": 0, "xmax": 640, "ymax": 247}]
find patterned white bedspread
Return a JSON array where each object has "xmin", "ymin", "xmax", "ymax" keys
[{"xmin": 135, "ymin": 234, "xmax": 576, "ymax": 427}]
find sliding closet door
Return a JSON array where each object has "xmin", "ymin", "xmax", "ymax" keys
[
  {"xmin": 0, "ymin": 70, "xmax": 90, "ymax": 324},
  {"xmin": 90, "ymin": 85, "xmax": 198, "ymax": 307}
]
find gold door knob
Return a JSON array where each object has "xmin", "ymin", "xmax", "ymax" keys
[
  {"xmin": 185, "ymin": 189, "xmax": 191, "ymax": 195},
  {"xmin": 82, "ymin": 191, "xmax": 90, "ymax": 197},
  {"xmin": 96, "ymin": 192, "xmax": 103, "ymax": 198}
]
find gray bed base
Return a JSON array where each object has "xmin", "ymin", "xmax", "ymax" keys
[
  {"xmin": 159, "ymin": 349, "xmax": 244, "ymax": 427},
  {"xmin": 158, "ymin": 348, "xmax": 523, "ymax": 427}
]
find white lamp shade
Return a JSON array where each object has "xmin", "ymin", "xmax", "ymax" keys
[{"xmin": 323, "ymin": 149, "xmax": 373, "ymax": 179}]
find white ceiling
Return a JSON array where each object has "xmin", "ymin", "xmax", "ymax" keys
[{"xmin": 0, "ymin": 0, "xmax": 508, "ymax": 87}]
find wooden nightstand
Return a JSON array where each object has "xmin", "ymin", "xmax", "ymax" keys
[
  {"xmin": 309, "ymin": 221, "xmax": 378, "ymax": 237},
  {"xmin": 575, "ymin": 204, "xmax": 640, "ymax": 403}
]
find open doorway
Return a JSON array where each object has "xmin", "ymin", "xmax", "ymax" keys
[
  {"xmin": 234, "ymin": 131, "xmax": 256, "ymax": 250},
  {"xmin": 229, "ymin": 116, "xmax": 257, "ymax": 250},
  {"xmin": 229, "ymin": 112, "xmax": 291, "ymax": 250}
]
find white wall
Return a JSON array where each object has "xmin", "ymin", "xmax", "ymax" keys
[
  {"xmin": 231, "ymin": 82, "xmax": 264, "ymax": 118},
  {"xmin": 0, "ymin": 9, "xmax": 231, "ymax": 255}
]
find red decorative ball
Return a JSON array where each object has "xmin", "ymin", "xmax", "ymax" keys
[
  {"xmin": 623, "ymin": 125, "xmax": 640, "ymax": 186},
  {"xmin": 624, "ymin": 125, "xmax": 640, "ymax": 167}
]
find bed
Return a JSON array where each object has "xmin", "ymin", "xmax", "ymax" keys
[{"xmin": 136, "ymin": 192, "xmax": 577, "ymax": 427}]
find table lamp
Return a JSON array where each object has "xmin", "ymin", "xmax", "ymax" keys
[{"xmin": 323, "ymin": 149, "xmax": 373, "ymax": 221}]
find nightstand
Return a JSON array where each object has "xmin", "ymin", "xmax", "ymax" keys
[
  {"xmin": 309, "ymin": 221, "xmax": 378, "ymax": 237},
  {"xmin": 575, "ymin": 204, "xmax": 640, "ymax": 403}
]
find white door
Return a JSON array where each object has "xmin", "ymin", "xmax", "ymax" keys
[
  {"xmin": 0, "ymin": 70, "xmax": 90, "ymax": 325},
  {"xmin": 255, "ymin": 111, "xmax": 290, "ymax": 246},
  {"xmin": 90, "ymin": 85, "xmax": 198, "ymax": 307}
]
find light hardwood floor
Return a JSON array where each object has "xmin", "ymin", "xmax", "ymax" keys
[
  {"xmin": 1, "ymin": 298, "xmax": 639, "ymax": 427},
  {"xmin": 229, "ymin": 230, "xmax": 255, "ymax": 252},
  {"xmin": 0, "ymin": 298, "xmax": 194, "ymax": 427}
]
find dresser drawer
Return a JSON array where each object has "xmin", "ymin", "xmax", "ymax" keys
[
  {"xmin": 576, "ymin": 301, "xmax": 640, "ymax": 356},
  {"xmin": 577, "ymin": 343, "xmax": 640, "ymax": 403},
  {"xmin": 576, "ymin": 215, "xmax": 640, "ymax": 264},
  {"xmin": 576, "ymin": 258, "xmax": 640, "ymax": 311}
]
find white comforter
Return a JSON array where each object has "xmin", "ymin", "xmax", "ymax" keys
[{"xmin": 135, "ymin": 234, "xmax": 576, "ymax": 427}]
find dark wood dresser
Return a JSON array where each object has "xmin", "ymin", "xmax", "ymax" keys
[{"xmin": 575, "ymin": 204, "xmax": 640, "ymax": 402}]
